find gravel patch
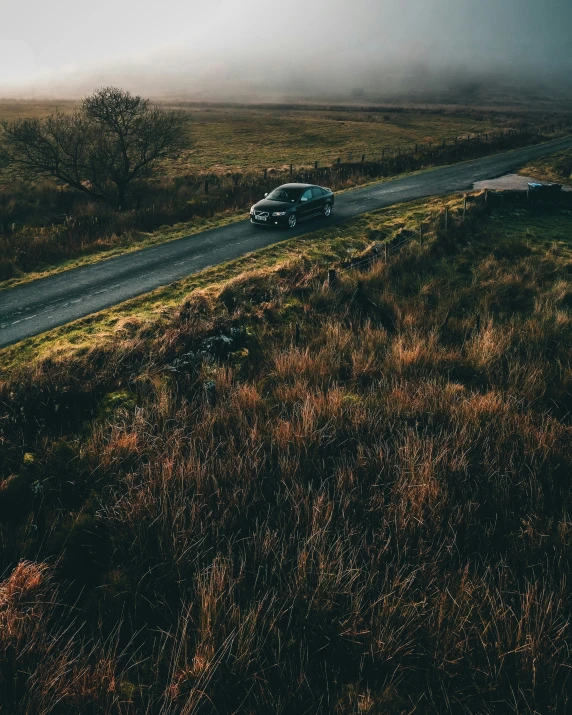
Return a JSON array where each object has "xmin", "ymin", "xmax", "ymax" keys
[{"xmin": 473, "ymin": 173, "xmax": 572, "ymax": 192}]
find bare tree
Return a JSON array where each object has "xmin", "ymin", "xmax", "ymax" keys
[{"xmin": 0, "ymin": 87, "xmax": 188, "ymax": 208}]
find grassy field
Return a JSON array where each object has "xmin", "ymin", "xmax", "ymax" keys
[
  {"xmin": 0, "ymin": 100, "xmax": 530, "ymax": 172},
  {"xmin": 0, "ymin": 98, "xmax": 78, "ymax": 119},
  {"xmin": 168, "ymin": 105, "xmax": 517, "ymax": 174},
  {"xmin": 2, "ymin": 99, "xmax": 568, "ymax": 177},
  {"xmin": 0, "ymin": 191, "xmax": 571, "ymax": 713}
]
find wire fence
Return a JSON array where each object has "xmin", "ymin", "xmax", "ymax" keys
[
  {"xmin": 226, "ymin": 122, "xmax": 572, "ymax": 182},
  {"xmin": 324, "ymin": 185, "xmax": 572, "ymax": 284}
]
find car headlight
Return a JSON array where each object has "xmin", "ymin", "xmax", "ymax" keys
[
  {"xmin": 272, "ymin": 211, "xmax": 286, "ymax": 216},
  {"xmin": 250, "ymin": 206, "xmax": 255, "ymax": 214}
]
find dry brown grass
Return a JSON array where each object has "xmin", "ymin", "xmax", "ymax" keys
[{"xmin": 0, "ymin": 193, "xmax": 570, "ymax": 713}]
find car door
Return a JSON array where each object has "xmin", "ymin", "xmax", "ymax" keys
[
  {"xmin": 298, "ymin": 188, "xmax": 314, "ymax": 220},
  {"xmin": 311, "ymin": 187, "xmax": 326, "ymax": 215}
]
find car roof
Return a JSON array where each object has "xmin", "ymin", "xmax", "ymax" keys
[{"xmin": 276, "ymin": 183, "xmax": 315, "ymax": 189}]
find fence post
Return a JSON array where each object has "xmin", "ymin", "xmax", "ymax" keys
[
  {"xmin": 384, "ymin": 243, "xmax": 388, "ymax": 263},
  {"xmin": 204, "ymin": 381, "xmax": 217, "ymax": 407},
  {"xmin": 290, "ymin": 164, "xmax": 293, "ymax": 177},
  {"xmin": 264, "ymin": 168, "xmax": 267, "ymax": 181},
  {"xmin": 442, "ymin": 309, "xmax": 451, "ymax": 331},
  {"xmin": 295, "ymin": 322, "xmax": 300, "ymax": 346},
  {"xmin": 463, "ymin": 196, "xmax": 467, "ymax": 220},
  {"xmin": 204, "ymin": 179, "xmax": 209, "ymax": 194},
  {"xmin": 315, "ymin": 161, "xmax": 319, "ymax": 170},
  {"xmin": 419, "ymin": 223, "xmax": 423, "ymax": 245},
  {"xmin": 445, "ymin": 207, "xmax": 449, "ymax": 231},
  {"xmin": 361, "ymin": 154, "xmax": 365, "ymax": 163},
  {"xmin": 328, "ymin": 268, "xmax": 337, "ymax": 287}
]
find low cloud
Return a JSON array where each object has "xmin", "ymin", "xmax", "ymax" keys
[{"xmin": 1, "ymin": 0, "xmax": 571, "ymax": 102}]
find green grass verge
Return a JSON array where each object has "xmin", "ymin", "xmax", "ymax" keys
[{"xmin": 519, "ymin": 147, "xmax": 572, "ymax": 183}]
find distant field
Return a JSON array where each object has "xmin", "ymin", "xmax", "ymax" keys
[
  {"xmin": 169, "ymin": 106, "xmax": 522, "ymax": 174},
  {"xmin": 0, "ymin": 98, "xmax": 77, "ymax": 119},
  {"xmin": 0, "ymin": 99, "xmax": 527, "ymax": 175}
]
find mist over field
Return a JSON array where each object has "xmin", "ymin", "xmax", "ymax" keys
[{"xmin": 1, "ymin": 0, "xmax": 571, "ymax": 102}]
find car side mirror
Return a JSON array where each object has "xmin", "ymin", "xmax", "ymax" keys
[
  {"xmin": 300, "ymin": 197, "xmax": 308, "ymax": 202},
  {"xmin": 264, "ymin": 193, "xmax": 268, "ymax": 197}
]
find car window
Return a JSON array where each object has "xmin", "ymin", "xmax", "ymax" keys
[
  {"xmin": 312, "ymin": 187, "xmax": 324, "ymax": 198},
  {"xmin": 267, "ymin": 187, "xmax": 302, "ymax": 202},
  {"xmin": 300, "ymin": 189, "xmax": 313, "ymax": 202}
]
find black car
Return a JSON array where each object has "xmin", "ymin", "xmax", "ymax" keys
[{"xmin": 250, "ymin": 183, "xmax": 334, "ymax": 228}]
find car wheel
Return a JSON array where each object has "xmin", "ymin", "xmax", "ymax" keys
[
  {"xmin": 324, "ymin": 203, "xmax": 332, "ymax": 217},
  {"xmin": 288, "ymin": 213, "xmax": 297, "ymax": 228}
]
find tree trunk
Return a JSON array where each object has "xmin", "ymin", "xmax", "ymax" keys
[{"xmin": 117, "ymin": 183, "xmax": 127, "ymax": 211}]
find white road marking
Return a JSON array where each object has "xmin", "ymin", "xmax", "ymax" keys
[{"xmin": 12, "ymin": 313, "xmax": 38, "ymax": 325}]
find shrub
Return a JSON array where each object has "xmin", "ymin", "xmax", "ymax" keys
[{"xmin": 0, "ymin": 258, "xmax": 15, "ymax": 280}]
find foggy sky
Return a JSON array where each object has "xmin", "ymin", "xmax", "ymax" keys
[{"xmin": 1, "ymin": 0, "xmax": 571, "ymax": 98}]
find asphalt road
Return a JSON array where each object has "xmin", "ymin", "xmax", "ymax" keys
[{"xmin": 1, "ymin": 135, "xmax": 572, "ymax": 350}]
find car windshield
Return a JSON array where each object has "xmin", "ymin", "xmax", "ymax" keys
[{"xmin": 266, "ymin": 187, "xmax": 302, "ymax": 203}]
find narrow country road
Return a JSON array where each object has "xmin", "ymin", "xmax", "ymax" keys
[{"xmin": 1, "ymin": 135, "xmax": 572, "ymax": 350}]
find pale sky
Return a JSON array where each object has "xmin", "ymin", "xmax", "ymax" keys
[{"xmin": 1, "ymin": 0, "xmax": 571, "ymax": 96}]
